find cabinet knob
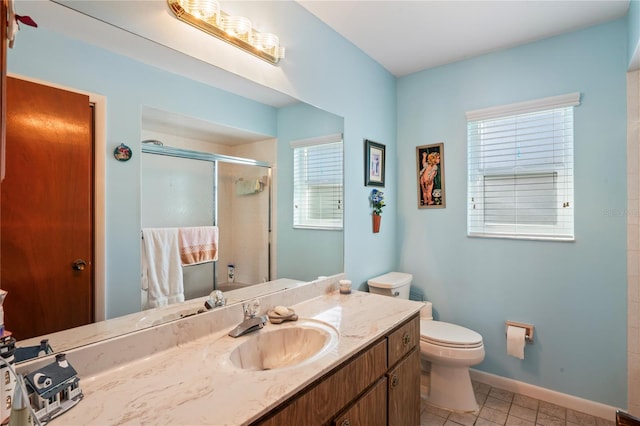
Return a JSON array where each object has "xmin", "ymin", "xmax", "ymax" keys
[
  {"xmin": 391, "ymin": 374, "xmax": 399, "ymax": 388},
  {"xmin": 402, "ymin": 332, "xmax": 411, "ymax": 346},
  {"xmin": 341, "ymin": 419, "xmax": 350, "ymax": 426}
]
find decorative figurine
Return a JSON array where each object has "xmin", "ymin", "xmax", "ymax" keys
[{"xmin": 24, "ymin": 354, "xmax": 83, "ymax": 424}]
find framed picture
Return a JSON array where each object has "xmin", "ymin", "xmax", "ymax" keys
[
  {"xmin": 364, "ymin": 139, "xmax": 385, "ymax": 187},
  {"xmin": 416, "ymin": 143, "xmax": 445, "ymax": 208}
]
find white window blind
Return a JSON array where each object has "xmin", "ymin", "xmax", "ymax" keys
[
  {"xmin": 291, "ymin": 134, "xmax": 343, "ymax": 230},
  {"xmin": 466, "ymin": 93, "xmax": 580, "ymax": 241}
]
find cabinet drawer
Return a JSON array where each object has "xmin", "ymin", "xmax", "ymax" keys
[
  {"xmin": 387, "ymin": 314, "xmax": 419, "ymax": 367},
  {"xmin": 332, "ymin": 377, "xmax": 387, "ymax": 426}
]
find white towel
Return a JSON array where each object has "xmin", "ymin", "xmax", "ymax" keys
[{"xmin": 141, "ymin": 228, "xmax": 185, "ymax": 308}]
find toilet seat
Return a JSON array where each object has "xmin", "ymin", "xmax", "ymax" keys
[{"xmin": 420, "ymin": 320, "xmax": 483, "ymax": 349}]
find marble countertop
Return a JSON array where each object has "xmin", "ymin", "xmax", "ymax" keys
[
  {"xmin": 17, "ymin": 278, "xmax": 304, "ymax": 359},
  {"xmin": 49, "ymin": 290, "xmax": 423, "ymax": 425}
]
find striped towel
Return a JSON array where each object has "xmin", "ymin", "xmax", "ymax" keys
[{"xmin": 178, "ymin": 226, "xmax": 219, "ymax": 266}]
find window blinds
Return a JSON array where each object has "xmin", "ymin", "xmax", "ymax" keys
[
  {"xmin": 466, "ymin": 93, "xmax": 580, "ymax": 241},
  {"xmin": 291, "ymin": 134, "xmax": 343, "ymax": 230}
]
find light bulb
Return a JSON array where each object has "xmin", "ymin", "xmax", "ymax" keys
[
  {"xmin": 180, "ymin": 0, "xmax": 219, "ymax": 22},
  {"xmin": 253, "ymin": 32, "xmax": 279, "ymax": 54},
  {"xmin": 222, "ymin": 15, "xmax": 252, "ymax": 42}
]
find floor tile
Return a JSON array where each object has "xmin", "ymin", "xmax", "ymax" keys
[
  {"xmin": 479, "ymin": 406, "xmax": 509, "ymax": 425},
  {"xmin": 424, "ymin": 401, "xmax": 453, "ymax": 419},
  {"xmin": 509, "ymin": 403, "xmax": 537, "ymax": 422},
  {"xmin": 539, "ymin": 401, "xmax": 567, "ymax": 420},
  {"xmin": 595, "ymin": 418, "xmax": 615, "ymax": 426},
  {"xmin": 506, "ymin": 415, "xmax": 536, "ymax": 426},
  {"xmin": 476, "ymin": 390, "xmax": 489, "ymax": 406},
  {"xmin": 448, "ymin": 412, "xmax": 477, "ymax": 426},
  {"xmin": 476, "ymin": 417, "xmax": 505, "ymax": 426},
  {"xmin": 485, "ymin": 396, "xmax": 512, "ymax": 413},
  {"xmin": 566, "ymin": 409, "xmax": 596, "ymax": 426},
  {"xmin": 489, "ymin": 388, "xmax": 515, "ymax": 403},
  {"xmin": 421, "ymin": 411, "xmax": 448, "ymax": 426},
  {"xmin": 513, "ymin": 394, "xmax": 540, "ymax": 411},
  {"xmin": 536, "ymin": 412, "xmax": 566, "ymax": 426},
  {"xmin": 420, "ymin": 378, "xmax": 616, "ymax": 426},
  {"xmin": 474, "ymin": 381, "xmax": 492, "ymax": 396}
]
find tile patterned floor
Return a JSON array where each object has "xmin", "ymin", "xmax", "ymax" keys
[{"xmin": 420, "ymin": 381, "xmax": 616, "ymax": 426}]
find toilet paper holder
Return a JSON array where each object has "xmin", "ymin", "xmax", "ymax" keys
[{"xmin": 505, "ymin": 321, "xmax": 534, "ymax": 343}]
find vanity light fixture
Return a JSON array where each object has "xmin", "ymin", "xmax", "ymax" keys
[{"xmin": 167, "ymin": 0, "xmax": 285, "ymax": 65}]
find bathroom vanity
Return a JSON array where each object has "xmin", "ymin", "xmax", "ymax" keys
[
  {"xmin": 254, "ymin": 314, "xmax": 420, "ymax": 426},
  {"xmin": 18, "ymin": 276, "xmax": 423, "ymax": 425}
]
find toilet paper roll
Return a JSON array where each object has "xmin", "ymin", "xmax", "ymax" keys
[{"xmin": 507, "ymin": 325, "xmax": 526, "ymax": 359}]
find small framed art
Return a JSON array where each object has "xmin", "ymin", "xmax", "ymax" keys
[
  {"xmin": 416, "ymin": 143, "xmax": 445, "ymax": 208},
  {"xmin": 364, "ymin": 139, "xmax": 385, "ymax": 187}
]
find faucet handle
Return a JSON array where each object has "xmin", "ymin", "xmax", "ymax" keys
[
  {"xmin": 243, "ymin": 299, "xmax": 260, "ymax": 318},
  {"xmin": 204, "ymin": 290, "xmax": 226, "ymax": 310}
]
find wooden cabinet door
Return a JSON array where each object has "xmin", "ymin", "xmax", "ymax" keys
[
  {"xmin": 332, "ymin": 377, "xmax": 387, "ymax": 426},
  {"xmin": 387, "ymin": 348, "xmax": 421, "ymax": 426}
]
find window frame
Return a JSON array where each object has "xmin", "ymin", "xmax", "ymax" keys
[
  {"xmin": 290, "ymin": 133, "xmax": 344, "ymax": 230},
  {"xmin": 466, "ymin": 93, "xmax": 580, "ymax": 241}
]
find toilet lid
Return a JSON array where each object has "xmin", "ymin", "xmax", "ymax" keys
[{"xmin": 420, "ymin": 320, "xmax": 483, "ymax": 349}]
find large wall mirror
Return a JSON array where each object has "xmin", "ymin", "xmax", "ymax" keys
[{"xmin": 2, "ymin": 1, "xmax": 344, "ymax": 363}]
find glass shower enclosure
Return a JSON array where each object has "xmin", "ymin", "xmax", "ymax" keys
[{"xmin": 140, "ymin": 144, "xmax": 271, "ymax": 307}]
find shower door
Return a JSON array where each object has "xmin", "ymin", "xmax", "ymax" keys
[
  {"xmin": 140, "ymin": 147, "xmax": 272, "ymax": 307},
  {"xmin": 140, "ymin": 154, "xmax": 216, "ymax": 303}
]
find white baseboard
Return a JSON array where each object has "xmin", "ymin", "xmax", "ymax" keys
[{"xmin": 470, "ymin": 369, "xmax": 621, "ymax": 421}]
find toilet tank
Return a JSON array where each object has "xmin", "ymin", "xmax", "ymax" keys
[{"xmin": 367, "ymin": 272, "xmax": 413, "ymax": 299}]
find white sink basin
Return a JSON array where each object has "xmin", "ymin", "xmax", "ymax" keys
[{"xmin": 229, "ymin": 320, "xmax": 339, "ymax": 371}]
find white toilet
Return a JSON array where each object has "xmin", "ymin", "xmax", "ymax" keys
[{"xmin": 367, "ymin": 272, "xmax": 485, "ymax": 412}]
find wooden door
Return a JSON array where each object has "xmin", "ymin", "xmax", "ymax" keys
[
  {"xmin": 1, "ymin": 0, "xmax": 7, "ymax": 179},
  {"xmin": 1, "ymin": 76, "xmax": 94, "ymax": 340}
]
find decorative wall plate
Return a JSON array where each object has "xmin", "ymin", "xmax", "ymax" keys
[{"xmin": 114, "ymin": 143, "xmax": 132, "ymax": 162}]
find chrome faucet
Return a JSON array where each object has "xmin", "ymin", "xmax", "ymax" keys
[
  {"xmin": 228, "ymin": 299, "xmax": 267, "ymax": 338},
  {"xmin": 204, "ymin": 290, "xmax": 226, "ymax": 310}
]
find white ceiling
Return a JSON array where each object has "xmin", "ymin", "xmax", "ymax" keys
[
  {"xmin": 298, "ymin": 0, "xmax": 631, "ymax": 77},
  {"xmin": 29, "ymin": 1, "xmax": 631, "ymax": 143}
]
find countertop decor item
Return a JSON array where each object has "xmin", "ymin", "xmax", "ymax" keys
[
  {"xmin": 370, "ymin": 189, "xmax": 385, "ymax": 233},
  {"xmin": 267, "ymin": 306, "xmax": 298, "ymax": 324}
]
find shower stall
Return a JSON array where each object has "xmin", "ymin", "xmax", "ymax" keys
[{"xmin": 140, "ymin": 143, "xmax": 272, "ymax": 307}]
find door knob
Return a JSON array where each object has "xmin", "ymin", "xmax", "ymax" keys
[{"xmin": 72, "ymin": 259, "xmax": 87, "ymax": 271}]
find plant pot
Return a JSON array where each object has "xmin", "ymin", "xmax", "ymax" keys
[{"xmin": 373, "ymin": 214, "xmax": 381, "ymax": 233}]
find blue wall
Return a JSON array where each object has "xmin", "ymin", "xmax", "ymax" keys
[
  {"xmin": 397, "ymin": 19, "xmax": 628, "ymax": 406},
  {"xmin": 276, "ymin": 103, "xmax": 344, "ymax": 281}
]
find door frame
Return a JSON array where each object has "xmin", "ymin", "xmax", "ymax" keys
[{"xmin": 8, "ymin": 73, "xmax": 107, "ymax": 321}]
